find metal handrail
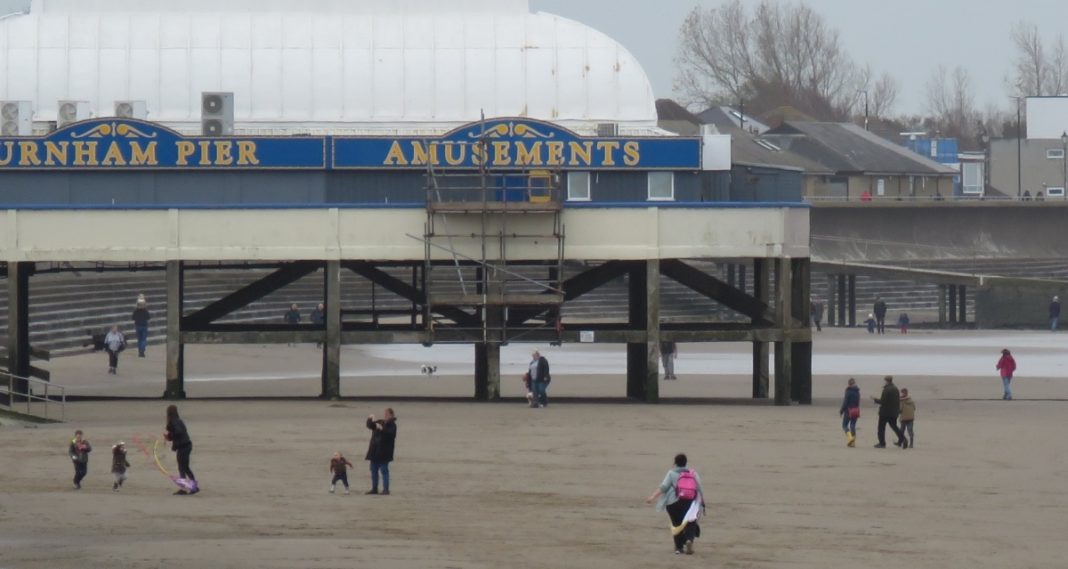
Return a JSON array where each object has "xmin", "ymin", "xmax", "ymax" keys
[{"xmin": 0, "ymin": 372, "xmax": 66, "ymax": 421}]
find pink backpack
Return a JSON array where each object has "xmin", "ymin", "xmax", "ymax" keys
[{"xmin": 676, "ymin": 469, "xmax": 698, "ymax": 500}]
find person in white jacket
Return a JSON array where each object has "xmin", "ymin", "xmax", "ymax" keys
[{"xmin": 104, "ymin": 325, "xmax": 126, "ymax": 374}]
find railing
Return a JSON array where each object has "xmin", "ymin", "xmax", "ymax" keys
[
  {"xmin": 805, "ymin": 194, "xmax": 1068, "ymax": 204},
  {"xmin": 0, "ymin": 372, "xmax": 66, "ymax": 421}
]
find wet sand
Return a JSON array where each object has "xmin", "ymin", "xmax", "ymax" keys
[{"xmin": 1, "ymin": 329, "xmax": 1067, "ymax": 568}]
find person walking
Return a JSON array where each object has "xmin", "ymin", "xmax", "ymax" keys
[
  {"xmin": 69, "ymin": 430, "xmax": 92, "ymax": 489},
  {"xmin": 111, "ymin": 441, "xmax": 131, "ymax": 491},
  {"xmin": 1050, "ymin": 296, "xmax": 1061, "ymax": 332},
  {"xmin": 899, "ymin": 388, "xmax": 916, "ymax": 448},
  {"xmin": 104, "ymin": 325, "xmax": 126, "ymax": 374},
  {"xmin": 871, "ymin": 375, "xmax": 906, "ymax": 448},
  {"xmin": 873, "ymin": 297, "xmax": 888, "ymax": 335},
  {"xmin": 283, "ymin": 304, "xmax": 301, "ymax": 346},
  {"xmin": 365, "ymin": 408, "xmax": 397, "ymax": 495},
  {"xmin": 811, "ymin": 300, "xmax": 824, "ymax": 332},
  {"xmin": 329, "ymin": 451, "xmax": 354, "ymax": 495},
  {"xmin": 645, "ymin": 453, "xmax": 705, "ymax": 556},
  {"xmin": 660, "ymin": 341, "xmax": 677, "ymax": 380},
  {"xmin": 839, "ymin": 378, "xmax": 860, "ymax": 447},
  {"xmin": 131, "ymin": 294, "xmax": 151, "ymax": 358},
  {"xmin": 528, "ymin": 350, "xmax": 551, "ymax": 408},
  {"xmin": 897, "ymin": 312, "xmax": 910, "ymax": 334},
  {"xmin": 996, "ymin": 349, "xmax": 1017, "ymax": 400},
  {"xmin": 164, "ymin": 405, "xmax": 198, "ymax": 495},
  {"xmin": 310, "ymin": 303, "xmax": 325, "ymax": 348}
]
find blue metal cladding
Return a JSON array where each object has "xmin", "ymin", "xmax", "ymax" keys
[{"xmin": 904, "ymin": 138, "xmax": 959, "ymax": 165}]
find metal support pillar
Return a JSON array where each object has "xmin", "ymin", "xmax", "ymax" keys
[
  {"xmin": 752, "ymin": 259, "xmax": 770, "ymax": 399},
  {"xmin": 627, "ymin": 261, "xmax": 659, "ymax": 402},
  {"xmin": 847, "ymin": 275, "xmax": 857, "ymax": 327},
  {"xmin": 737, "ymin": 263, "xmax": 747, "ymax": 294},
  {"xmin": 164, "ymin": 261, "xmax": 185, "ymax": 399},
  {"xmin": 726, "ymin": 264, "xmax": 736, "ymax": 289},
  {"xmin": 837, "ymin": 274, "xmax": 847, "ymax": 327},
  {"xmin": 5, "ymin": 262, "xmax": 32, "ymax": 402},
  {"xmin": 938, "ymin": 284, "xmax": 948, "ymax": 325},
  {"xmin": 958, "ymin": 285, "xmax": 967, "ymax": 324},
  {"xmin": 321, "ymin": 261, "xmax": 341, "ymax": 400},
  {"xmin": 773, "ymin": 258, "xmax": 793, "ymax": 406},
  {"xmin": 791, "ymin": 259, "xmax": 812, "ymax": 404},
  {"xmin": 474, "ymin": 342, "xmax": 501, "ymax": 401},
  {"xmin": 948, "ymin": 285, "xmax": 958, "ymax": 324},
  {"xmin": 825, "ymin": 273, "xmax": 836, "ymax": 327}
]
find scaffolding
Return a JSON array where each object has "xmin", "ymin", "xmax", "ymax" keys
[{"xmin": 423, "ymin": 145, "xmax": 565, "ymax": 344}]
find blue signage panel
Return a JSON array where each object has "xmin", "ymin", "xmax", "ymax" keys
[
  {"xmin": 333, "ymin": 118, "xmax": 702, "ymax": 170},
  {"xmin": 0, "ymin": 119, "xmax": 326, "ymax": 170}
]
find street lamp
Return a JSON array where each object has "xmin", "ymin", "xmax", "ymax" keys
[{"xmin": 858, "ymin": 90, "xmax": 869, "ymax": 131}]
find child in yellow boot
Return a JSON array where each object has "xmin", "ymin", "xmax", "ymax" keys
[{"xmin": 840, "ymin": 378, "xmax": 860, "ymax": 447}]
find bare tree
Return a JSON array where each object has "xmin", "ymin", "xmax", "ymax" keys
[
  {"xmin": 1008, "ymin": 21, "xmax": 1068, "ymax": 97},
  {"xmin": 927, "ymin": 65, "xmax": 981, "ymax": 148},
  {"xmin": 674, "ymin": 0, "xmax": 881, "ymax": 120}
]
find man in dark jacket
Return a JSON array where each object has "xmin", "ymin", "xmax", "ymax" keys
[
  {"xmin": 528, "ymin": 350, "xmax": 551, "ymax": 408},
  {"xmin": 811, "ymin": 301, "xmax": 824, "ymax": 332},
  {"xmin": 131, "ymin": 295, "xmax": 151, "ymax": 357},
  {"xmin": 871, "ymin": 375, "xmax": 906, "ymax": 448},
  {"xmin": 873, "ymin": 297, "xmax": 887, "ymax": 335},
  {"xmin": 365, "ymin": 408, "xmax": 397, "ymax": 495}
]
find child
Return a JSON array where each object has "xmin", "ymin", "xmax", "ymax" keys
[
  {"xmin": 864, "ymin": 313, "xmax": 877, "ymax": 334},
  {"xmin": 899, "ymin": 388, "xmax": 916, "ymax": 448},
  {"xmin": 898, "ymin": 312, "xmax": 910, "ymax": 334},
  {"xmin": 330, "ymin": 451, "xmax": 354, "ymax": 495},
  {"xmin": 69, "ymin": 430, "xmax": 92, "ymax": 489},
  {"xmin": 522, "ymin": 372, "xmax": 535, "ymax": 406},
  {"xmin": 112, "ymin": 442, "xmax": 131, "ymax": 491},
  {"xmin": 839, "ymin": 378, "xmax": 860, "ymax": 447}
]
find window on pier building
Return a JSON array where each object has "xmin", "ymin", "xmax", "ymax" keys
[
  {"xmin": 647, "ymin": 172, "xmax": 675, "ymax": 201},
  {"xmin": 567, "ymin": 172, "xmax": 591, "ymax": 201}
]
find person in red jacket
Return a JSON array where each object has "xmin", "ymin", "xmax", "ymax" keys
[{"xmin": 996, "ymin": 349, "xmax": 1017, "ymax": 400}]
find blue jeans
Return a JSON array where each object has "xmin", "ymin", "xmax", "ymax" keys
[
  {"xmin": 1002, "ymin": 376, "xmax": 1013, "ymax": 399},
  {"xmin": 1052, "ymin": 317, "xmax": 1059, "ymax": 332},
  {"xmin": 532, "ymin": 380, "xmax": 548, "ymax": 407},
  {"xmin": 135, "ymin": 324, "xmax": 149, "ymax": 354},
  {"xmin": 370, "ymin": 462, "xmax": 390, "ymax": 491},
  {"xmin": 841, "ymin": 414, "xmax": 857, "ymax": 435}
]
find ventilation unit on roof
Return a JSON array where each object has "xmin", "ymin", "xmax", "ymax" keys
[
  {"xmin": 596, "ymin": 123, "xmax": 619, "ymax": 137},
  {"xmin": 115, "ymin": 100, "xmax": 148, "ymax": 120},
  {"xmin": 57, "ymin": 100, "xmax": 91, "ymax": 128},
  {"xmin": 201, "ymin": 92, "xmax": 234, "ymax": 136},
  {"xmin": 1, "ymin": 101, "xmax": 32, "ymax": 136}
]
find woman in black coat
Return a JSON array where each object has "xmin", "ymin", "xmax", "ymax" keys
[
  {"xmin": 165, "ymin": 404, "xmax": 198, "ymax": 495},
  {"xmin": 364, "ymin": 407, "xmax": 397, "ymax": 495}
]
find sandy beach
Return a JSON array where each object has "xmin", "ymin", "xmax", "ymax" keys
[{"xmin": 2, "ymin": 329, "xmax": 1067, "ymax": 569}]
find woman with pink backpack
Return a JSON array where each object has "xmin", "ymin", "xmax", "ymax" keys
[{"xmin": 645, "ymin": 453, "xmax": 705, "ymax": 555}]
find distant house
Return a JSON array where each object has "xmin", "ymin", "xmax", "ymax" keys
[
  {"xmin": 657, "ymin": 101, "xmax": 804, "ymax": 202},
  {"xmin": 989, "ymin": 138, "xmax": 1068, "ymax": 199},
  {"xmin": 760, "ymin": 122, "xmax": 957, "ymax": 200}
]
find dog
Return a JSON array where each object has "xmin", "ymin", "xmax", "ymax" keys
[{"xmin": 420, "ymin": 365, "xmax": 437, "ymax": 376}]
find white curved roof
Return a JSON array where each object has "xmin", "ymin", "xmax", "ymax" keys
[{"xmin": 0, "ymin": 0, "xmax": 659, "ymax": 134}]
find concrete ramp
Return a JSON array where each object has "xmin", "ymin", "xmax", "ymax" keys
[{"xmin": 811, "ymin": 203, "xmax": 1068, "ymax": 262}]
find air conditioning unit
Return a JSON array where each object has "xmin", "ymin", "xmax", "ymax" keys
[
  {"xmin": 1, "ymin": 101, "xmax": 32, "ymax": 136},
  {"xmin": 596, "ymin": 123, "xmax": 619, "ymax": 137},
  {"xmin": 114, "ymin": 100, "xmax": 148, "ymax": 120},
  {"xmin": 57, "ymin": 100, "xmax": 92, "ymax": 128},
  {"xmin": 201, "ymin": 92, "xmax": 234, "ymax": 136}
]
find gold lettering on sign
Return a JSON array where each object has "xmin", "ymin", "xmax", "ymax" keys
[
  {"xmin": 237, "ymin": 141, "xmax": 260, "ymax": 166},
  {"xmin": 214, "ymin": 141, "xmax": 234, "ymax": 166},
  {"xmin": 129, "ymin": 141, "xmax": 158, "ymax": 166},
  {"xmin": 443, "ymin": 142, "xmax": 466, "ymax": 166},
  {"xmin": 0, "ymin": 141, "xmax": 13, "ymax": 166},
  {"xmin": 197, "ymin": 141, "xmax": 212, "ymax": 166},
  {"xmin": 492, "ymin": 141, "xmax": 512, "ymax": 166},
  {"xmin": 596, "ymin": 141, "xmax": 620, "ymax": 166},
  {"xmin": 410, "ymin": 141, "xmax": 440, "ymax": 166},
  {"xmin": 383, "ymin": 141, "xmax": 408, "ymax": 166},
  {"xmin": 44, "ymin": 141, "xmax": 69, "ymax": 166},
  {"xmin": 471, "ymin": 143, "xmax": 486, "ymax": 166},
  {"xmin": 176, "ymin": 141, "xmax": 196, "ymax": 166},
  {"xmin": 546, "ymin": 141, "xmax": 565, "ymax": 166},
  {"xmin": 623, "ymin": 141, "xmax": 640, "ymax": 166},
  {"xmin": 72, "ymin": 142, "xmax": 99, "ymax": 166},
  {"xmin": 568, "ymin": 141, "xmax": 593, "ymax": 166},
  {"xmin": 515, "ymin": 141, "xmax": 543, "ymax": 166},
  {"xmin": 101, "ymin": 142, "xmax": 127, "ymax": 166},
  {"xmin": 18, "ymin": 142, "xmax": 41, "ymax": 166}
]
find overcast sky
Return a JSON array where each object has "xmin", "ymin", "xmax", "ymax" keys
[{"xmin": 532, "ymin": 0, "xmax": 1068, "ymax": 116}]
